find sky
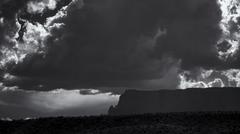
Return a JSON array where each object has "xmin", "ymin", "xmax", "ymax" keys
[{"xmin": 0, "ymin": 0, "xmax": 240, "ymax": 119}]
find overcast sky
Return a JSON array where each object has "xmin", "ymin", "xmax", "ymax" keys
[{"xmin": 0, "ymin": 0, "xmax": 240, "ymax": 119}]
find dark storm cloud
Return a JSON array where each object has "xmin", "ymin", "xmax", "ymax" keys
[
  {"xmin": 0, "ymin": 0, "xmax": 29, "ymax": 19},
  {"xmin": 10, "ymin": 0, "xmax": 173, "ymax": 83},
  {"xmin": 1, "ymin": 0, "xmax": 227, "ymax": 89},
  {"xmin": 154, "ymin": 0, "xmax": 223, "ymax": 70}
]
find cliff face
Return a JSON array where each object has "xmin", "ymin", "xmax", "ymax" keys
[{"xmin": 108, "ymin": 88, "xmax": 240, "ymax": 115}]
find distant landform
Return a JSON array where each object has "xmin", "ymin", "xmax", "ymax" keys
[{"xmin": 109, "ymin": 88, "xmax": 240, "ymax": 115}]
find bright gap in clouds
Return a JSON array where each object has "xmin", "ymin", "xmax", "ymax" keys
[{"xmin": 0, "ymin": 85, "xmax": 119, "ymax": 119}]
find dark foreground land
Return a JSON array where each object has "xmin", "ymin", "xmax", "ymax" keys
[{"xmin": 1, "ymin": 112, "xmax": 240, "ymax": 134}]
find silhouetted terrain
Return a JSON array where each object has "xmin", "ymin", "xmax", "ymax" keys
[
  {"xmin": 1, "ymin": 112, "xmax": 240, "ymax": 134},
  {"xmin": 109, "ymin": 88, "xmax": 240, "ymax": 115},
  {"xmin": 2, "ymin": 88, "xmax": 240, "ymax": 134}
]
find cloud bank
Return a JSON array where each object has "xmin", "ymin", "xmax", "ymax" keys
[{"xmin": 0, "ymin": 0, "xmax": 240, "ymax": 90}]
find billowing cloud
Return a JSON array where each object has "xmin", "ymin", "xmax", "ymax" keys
[
  {"xmin": 1, "ymin": 0, "xmax": 240, "ymax": 90},
  {"xmin": 0, "ymin": 0, "xmax": 75, "ymax": 71},
  {"xmin": 178, "ymin": 68, "xmax": 240, "ymax": 89},
  {"xmin": 27, "ymin": 0, "xmax": 58, "ymax": 14},
  {"xmin": 178, "ymin": 70, "xmax": 224, "ymax": 89},
  {"xmin": 2, "ymin": 0, "xmax": 221, "ymax": 88},
  {"xmin": 216, "ymin": 0, "xmax": 240, "ymax": 60},
  {"xmin": 0, "ymin": 19, "xmax": 49, "ymax": 69},
  {"xmin": 176, "ymin": 0, "xmax": 240, "ymax": 89}
]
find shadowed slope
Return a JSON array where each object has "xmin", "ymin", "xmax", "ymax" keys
[{"xmin": 109, "ymin": 88, "xmax": 240, "ymax": 115}]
